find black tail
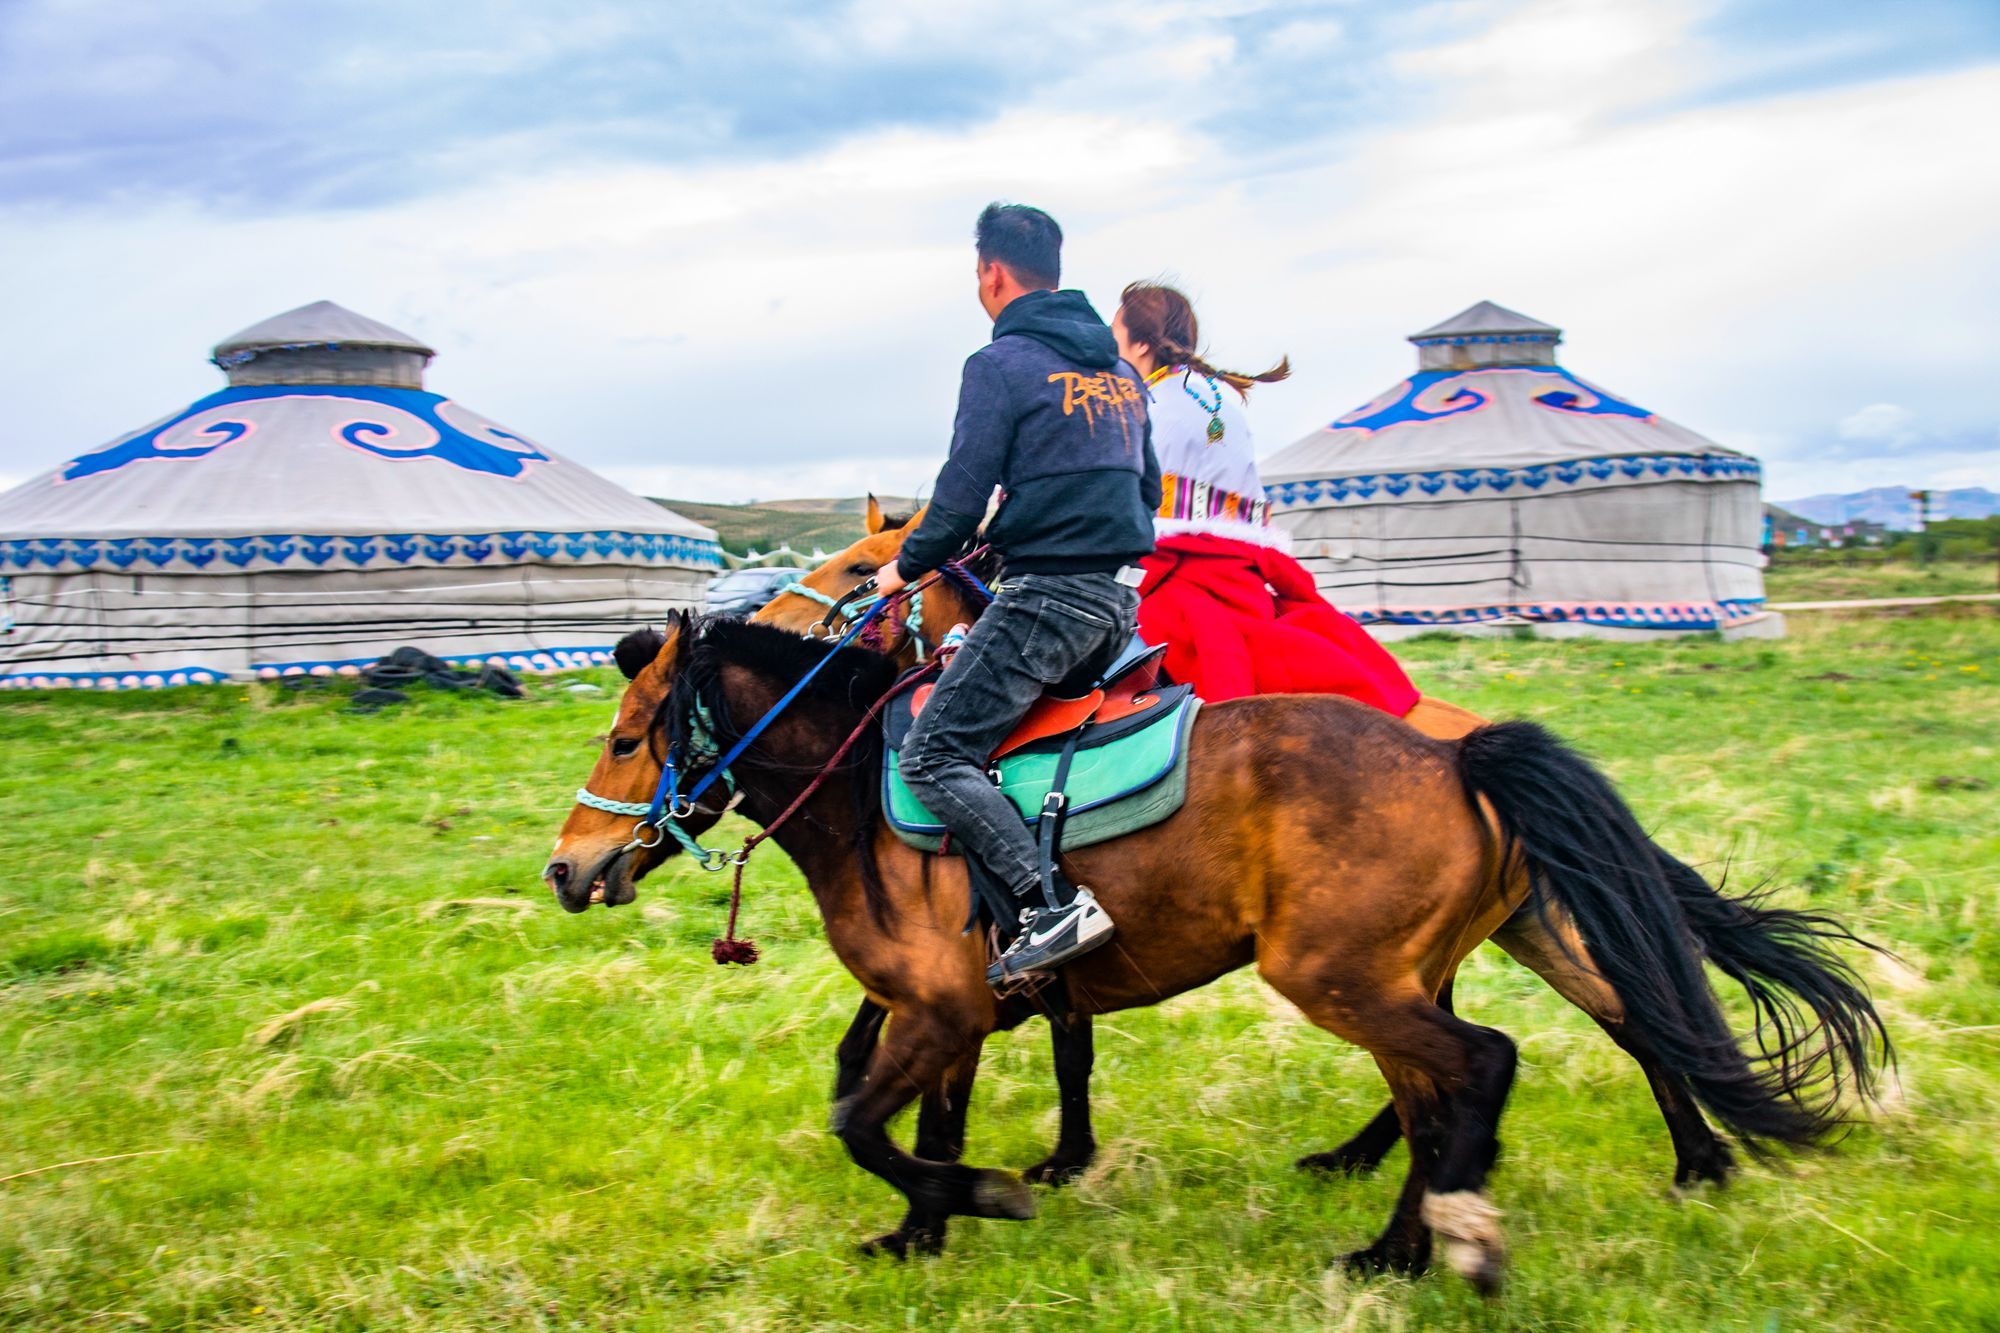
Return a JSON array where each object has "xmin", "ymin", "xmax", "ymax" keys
[{"xmin": 1459, "ymin": 721, "xmax": 1890, "ymax": 1152}]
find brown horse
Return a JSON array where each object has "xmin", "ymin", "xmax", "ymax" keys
[
  {"xmin": 547, "ymin": 612, "xmax": 1884, "ymax": 1288},
  {"xmin": 751, "ymin": 502, "xmax": 1773, "ymax": 1191}
]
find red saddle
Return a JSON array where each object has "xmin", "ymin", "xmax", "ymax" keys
[{"xmin": 906, "ymin": 646, "xmax": 1171, "ymax": 761}]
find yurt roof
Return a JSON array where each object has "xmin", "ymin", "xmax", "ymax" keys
[
  {"xmin": 1263, "ymin": 302, "xmax": 1747, "ymax": 483},
  {"xmin": 1408, "ymin": 300, "xmax": 1559, "ymax": 341},
  {"xmin": 212, "ymin": 300, "xmax": 435, "ymax": 363},
  {"xmin": 0, "ymin": 304, "xmax": 718, "ymax": 571}
]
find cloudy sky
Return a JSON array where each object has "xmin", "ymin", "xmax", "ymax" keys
[{"xmin": 1, "ymin": 0, "xmax": 1995, "ymax": 506}]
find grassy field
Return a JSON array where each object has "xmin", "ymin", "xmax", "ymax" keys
[
  {"xmin": 1763, "ymin": 558, "xmax": 1996, "ymax": 603},
  {"xmin": 654, "ymin": 498, "xmax": 920, "ymax": 560},
  {"xmin": 3, "ymin": 612, "xmax": 1997, "ymax": 1330}
]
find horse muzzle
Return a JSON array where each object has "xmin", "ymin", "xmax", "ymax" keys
[{"xmin": 544, "ymin": 844, "xmax": 639, "ymax": 914}]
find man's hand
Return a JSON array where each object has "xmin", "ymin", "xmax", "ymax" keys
[{"xmin": 872, "ymin": 559, "xmax": 908, "ymax": 598}]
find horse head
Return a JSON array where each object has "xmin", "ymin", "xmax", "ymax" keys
[
  {"xmin": 544, "ymin": 609, "xmax": 727, "ymax": 913},
  {"xmin": 756, "ymin": 496, "xmax": 989, "ymax": 662}
]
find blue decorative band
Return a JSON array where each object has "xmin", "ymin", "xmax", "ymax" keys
[
  {"xmin": 1268, "ymin": 454, "xmax": 1760, "ymax": 509},
  {"xmin": 0, "ymin": 531, "xmax": 725, "ymax": 574},
  {"xmin": 1345, "ymin": 598, "xmax": 1768, "ymax": 632},
  {"xmin": 1410, "ymin": 333, "xmax": 1559, "ymax": 346},
  {"xmin": 0, "ymin": 644, "xmax": 625, "ymax": 690}
]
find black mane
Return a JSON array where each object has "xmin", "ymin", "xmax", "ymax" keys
[
  {"xmin": 684, "ymin": 615, "xmax": 903, "ymax": 713},
  {"xmin": 958, "ymin": 545, "xmax": 1003, "ymax": 589},
  {"xmin": 667, "ymin": 615, "xmax": 905, "ymax": 926}
]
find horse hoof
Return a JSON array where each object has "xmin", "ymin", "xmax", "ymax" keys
[
  {"xmin": 857, "ymin": 1231, "xmax": 911, "ymax": 1260},
  {"xmin": 1672, "ymin": 1147, "xmax": 1735, "ymax": 1193},
  {"xmin": 1421, "ymin": 1191, "xmax": 1507, "ymax": 1295},
  {"xmin": 1340, "ymin": 1242, "xmax": 1425, "ymax": 1278},
  {"xmin": 970, "ymin": 1170, "xmax": 1037, "ymax": 1219},
  {"xmin": 1022, "ymin": 1155, "xmax": 1090, "ymax": 1187},
  {"xmin": 857, "ymin": 1222, "xmax": 945, "ymax": 1259},
  {"xmin": 1298, "ymin": 1148, "xmax": 1378, "ymax": 1178}
]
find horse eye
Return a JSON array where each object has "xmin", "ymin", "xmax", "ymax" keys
[
  {"xmin": 610, "ymin": 737, "xmax": 641, "ymax": 759},
  {"xmin": 846, "ymin": 562, "xmax": 878, "ymax": 577}
]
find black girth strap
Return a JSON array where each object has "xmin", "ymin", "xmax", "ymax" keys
[
  {"xmin": 1035, "ymin": 704, "xmax": 1099, "ymax": 911},
  {"xmin": 956, "ymin": 700, "xmax": 1103, "ymax": 936}
]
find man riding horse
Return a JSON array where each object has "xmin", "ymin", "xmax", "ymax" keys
[
  {"xmin": 873, "ymin": 202, "xmax": 1158, "ymax": 985},
  {"xmin": 548, "ymin": 206, "xmax": 1888, "ymax": 1277}
]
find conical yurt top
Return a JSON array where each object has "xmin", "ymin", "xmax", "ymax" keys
[
  {"xmin": 212, "ymin": 299, "xmax": 437, "ymax": 362},
  {"xmin": 1262, "ymin": 301, "xmax": 1750, "ymax": 483},
  {"xmin": 0, "ymin": 301, "xmax": 717, "ymax": 572}
]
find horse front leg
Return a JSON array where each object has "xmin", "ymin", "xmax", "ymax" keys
[
  {"xmin": 1023, "ymin": 1012, "xmax": 1096, "ymax": 1185},
  {"xmin": 835, "ymin": 1008, "xmax": 1032, "ymax": 1256},
  {"xmin": 863, "ymin": 1051, "xmax": 980, "ymax": 1258},
  {"xmin": 834, "ymin": 997, "xmax": 887, "ymax": 1103}
]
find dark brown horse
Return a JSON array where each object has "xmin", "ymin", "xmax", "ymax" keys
[
  {"xmin": 751, "ymin": 504, "xmax": 1851, "ymax": 1194},
  {"xmin": 547, "ymin": 613, "xmax": 1884, "ymax": 1289}
]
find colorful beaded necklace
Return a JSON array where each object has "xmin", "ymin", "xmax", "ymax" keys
[{"xmin": 1148, "ymin": 365, "xmax": 1226, "ymax": 444}]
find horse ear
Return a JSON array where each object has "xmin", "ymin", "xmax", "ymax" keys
[
  {"xmin": 864, "ymin": 494, "xmax": 886, "ymax": 535},
  {"xmin": 613, "ymin": 627, "xmax": 667, "ymax": 681}
]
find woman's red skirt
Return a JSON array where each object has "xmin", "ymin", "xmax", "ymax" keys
[{"xmin": 1136, "ymin": 532, "xmax": 1418, "ymax": 714}]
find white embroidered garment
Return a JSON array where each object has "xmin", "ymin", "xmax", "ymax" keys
[{"xmin": 1145, "ymin": 367, "xmax": 1287, "ymax": 550}]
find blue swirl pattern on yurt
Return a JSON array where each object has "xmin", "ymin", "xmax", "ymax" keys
[{"xmin": 60, "ymin": 385, "xmax": 553, "ymax": 482}]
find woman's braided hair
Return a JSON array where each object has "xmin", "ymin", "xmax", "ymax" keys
[{"xmin": 1117, "ymin": 282, "xmax": 1291, "ymax": 396}]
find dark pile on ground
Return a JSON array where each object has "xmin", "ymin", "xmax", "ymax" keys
[{"xmin": 347, "ymin": 647, "xmax": 525, "ymax": 709}]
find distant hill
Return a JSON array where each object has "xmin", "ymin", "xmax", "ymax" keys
[
  {"xmin": 752, "ymin": 496, "xmax": 920, "ymax": 516},
  {"xmin": 655, "ymin": 496, "xmax": 921, "ymax": 558},
  {"xmin": 1776, "ymin": 486, "xmax": 2000, "ymax": 528},
  {"xmin": 1764, "ymin": 502, "xmax": 1810, "ymax": 530}
]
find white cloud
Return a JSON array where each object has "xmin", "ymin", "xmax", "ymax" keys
[
  {"xmin": 0, "ymin": 0, "xmax": 1995, "ymax": 511},
  {"xmin": 1836, "ymin": 403, "xmax": 1919, "ymax": 447}
]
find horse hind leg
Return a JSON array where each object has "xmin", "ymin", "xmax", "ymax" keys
[
  {"xmin": 1490, "ymin": 906, "xmax": 1735, "ymax": 1189},
  {"xmin": 836, "ymin": 1008, "xmax": 1031, "ymax": 1257},
  {"xmin": 1297, "ymin": 978, "xmax": 1458, "ymax": 1178},
  {"xmin": 1262, "ymin": 961, "xmax": 1517, "ymax": 1292}
]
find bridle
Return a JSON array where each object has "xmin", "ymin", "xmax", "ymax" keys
[
  {"xmin": 572, "ymin": 554, "xmax": 994, "ymax": 870},
  {"xmin": 573, "ymin": 593, "xmax": 899, "ymax": 871},
  {"xmin": 775, "ymin": 555, "xmax": 995, "ymax": 662},
  {"xmin": 567, "ymin": 555, "xmax": 995, "ymax": 962}
]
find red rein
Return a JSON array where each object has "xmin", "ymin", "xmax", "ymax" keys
[
  {"xmin": 707, "ymin": 551, "xmax": 986, "ymax": 965},
  {"xmin": 710, "ymin": 658, "xmax": 942, "ymax": 966}
]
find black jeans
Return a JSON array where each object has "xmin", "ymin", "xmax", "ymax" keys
[{"xmin": 899, "ymin": 571, "xmax": 1141, "ymax": 901}]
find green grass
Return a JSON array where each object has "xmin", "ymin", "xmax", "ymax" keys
[
  {"xmin": 656, "ymin": 497, "xmax": 920, "ymax": 560},
  {"xmin": 2, "ymin": 615, "xmax": 1997, "ymax": 1330},
  {"xmin": 1764, "ymin": 558, "xmax": 1996, "ymax": 603}
]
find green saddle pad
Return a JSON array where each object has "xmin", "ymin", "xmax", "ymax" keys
[{"xmin": 883, "ymin": 696, "xmax": 1201, "ymax": 853}]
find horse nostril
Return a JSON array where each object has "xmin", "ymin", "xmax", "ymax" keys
[{"xmin": 545, "ymin": 861, "xmax": 572, "ymax": 891}]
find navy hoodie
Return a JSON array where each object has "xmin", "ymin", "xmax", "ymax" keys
[{"xmin": 899, "ymin": 289, "xmax": 1161, "ymax": 579}]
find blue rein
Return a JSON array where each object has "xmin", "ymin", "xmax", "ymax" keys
[
  {"xmin": 575, "ymin": 595, "xmax": 899, "ymax": 870},
  {"xmin": 574, "ymin": 555, "xmax": 995, "ymax": 873}
]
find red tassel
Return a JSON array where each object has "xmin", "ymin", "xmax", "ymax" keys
[
  {"xmin": 711, "ymin": 936, "xmax": 760, "ymax": 966},
  {"xmin": 711, "ymin": 857, "xmax": 759, "ymax": 965}
]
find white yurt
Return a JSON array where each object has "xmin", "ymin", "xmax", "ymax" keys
[
  {"xmin": 0, "ymin": 301, "xmax": 721, "ymax": 688},
  {"xmin": 1261, "ymin": 302, "xmax": 1779, "ymax": 639}
]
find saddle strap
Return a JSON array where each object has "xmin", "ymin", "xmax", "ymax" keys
[{"xmin": 1035, "ymin": 701, "xmax": 1100, "ymax": 911}]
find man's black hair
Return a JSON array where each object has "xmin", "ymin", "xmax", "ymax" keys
[{"xmin": 974, "ymin": 203, "xmax": 1061, "ymax": 289}]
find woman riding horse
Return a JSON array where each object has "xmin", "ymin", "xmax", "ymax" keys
[{"xmin": 1111, "ymin": 281, "xmax": 1419, "ymax": 711}]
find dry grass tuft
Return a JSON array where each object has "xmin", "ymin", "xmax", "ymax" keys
[
  {"xmin": 247, "ymin": 996, "xmax": 355, "ymax": 1048},
  {"xmin": 418, "ymin": 896, "xmax": 538, "ymax": 919}
]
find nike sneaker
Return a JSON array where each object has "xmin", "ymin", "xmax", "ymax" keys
[{"xmin": 986, "ymin": 888, "xmax": 1115, "ymax": 986}]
